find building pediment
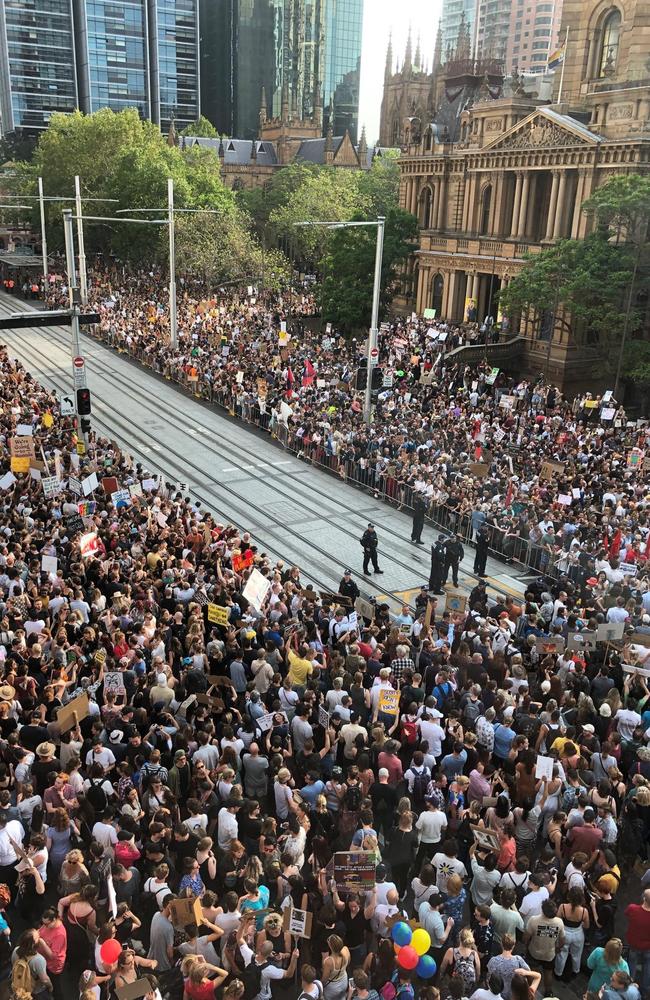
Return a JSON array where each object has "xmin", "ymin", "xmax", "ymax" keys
[{"xmin": 483, "ymin": 108, "xmax": 602, "ymax": 151}]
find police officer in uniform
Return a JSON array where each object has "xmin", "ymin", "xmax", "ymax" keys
[
  {"xmin": 444, "ymin": 534, "xmax": 465, "ymax": 588},
  {"xmin": 360, "ymin": 523, "xmax": 383, "ymax": 575},
  {"xmin": 473, "ymin": 524, "xmax": 490, "ymax": 578},
  {"xmin": 411, "ymin": 493, "xmax": 427, "ymax": 544},
  {"xmin": 338, "ymin": 568, "xmax": 360, "ymax": 603},
  {"xmin": 428, "ymin": 535, "xmax": 446, "ymax": 594}
]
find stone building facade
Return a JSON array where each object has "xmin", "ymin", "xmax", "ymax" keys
[{"xmin": 398, "ymin": 0, "xmax": 650, "ymax": 393}]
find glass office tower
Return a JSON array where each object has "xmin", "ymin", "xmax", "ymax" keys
[
  {"xmin": 148, "ymin": 0, "xmax": 200, "ymax": 129},
  {"xmin": 323, "ymin": 0, "xmax": 363, "ymax": 138},
  {"xmin": 74, "ymin": 0, "xmax": 148, "ymax": 117},
  {"xmin": 0, "ymin": 0, "xmax": 78, "ymax": 131}
]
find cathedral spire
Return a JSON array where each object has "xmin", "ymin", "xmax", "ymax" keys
[
  {"xmin": 414, "ymin": 34, "xmax": 422, "ymax": 69},
  {"xmin": 455, "ymin": 11, "xmax": 471, "ymax": 61},
  {"xmin": 259, "ymin": 86, "xmax": 267, "ymax": 130},
  {"xmin": 434, "ymin": 21, "xmax": 442, "ymax": 69},
  {"xmin": 403, "ymin": 24, "xmax": 412, "ymax": 72},
  {"xmin": 384, "ymin": 32, "xmax": 393, "ymax": 80},
  {"xmin": 358, "ymin": 124, "xmax": 368, "ymax": 159}
]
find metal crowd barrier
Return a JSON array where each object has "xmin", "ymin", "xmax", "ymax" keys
[{"xmin": 89, "ymin": 323, "xmax": 554, "ymax": 581}]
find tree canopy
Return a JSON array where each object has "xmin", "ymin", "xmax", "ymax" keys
[{"xmin": 180, "ymin": 116, "xmax": 218, "ymax": 138}]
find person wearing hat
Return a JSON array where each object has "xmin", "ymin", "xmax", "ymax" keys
[
  {"xmin": 338, "ymin": 569, "xmax": 360, "ymax": 603},
  {"xmin": 360, "ymin": 523, "xmax": 382, "ymax": 575},
  {"xmin": 32, "ymin": 743, "xmax": 62, "ymax": 796},
  {"xmin": 168, "ymin": 749, "xmax": 191, "ymax": 800},
  {"xmin": 429, "ymin": 534, "xmax": 447, "ymax": 594}
]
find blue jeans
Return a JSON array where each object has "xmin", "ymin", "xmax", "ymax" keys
[{"xmin": 628, "ymin": 947, "xmax": 650, "ymax": 995}]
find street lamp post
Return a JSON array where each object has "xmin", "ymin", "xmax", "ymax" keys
[
  {"xmin": 293, "ymin": 217, "xmax": 386, "ymax": 425},
  {"xmin": 38, "ymin": 178, "xmax": 47, "ymax": 282}
]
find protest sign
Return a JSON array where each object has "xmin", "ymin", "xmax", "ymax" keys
[
  {"xmin": 207, "ymin": 604, "xmax": 229, "ymax": 626},
  {"xmin": 596, "ymin": 622, "xmax": 625, "ymax": 642},
  {"xmin": 445, "ymin": 592, "xmax": 467, "ymax": 615},
  {"xmin": 557, "ymin": 494, "xmax": 572, "ymax": 505},
  {"xmin": 68, "ymin": 476, "xmax": 82, "ymax": 496},
  {"xmin": 56, "ymin": 692, "xmax": 89, "ymax": 733},
  {"xmin": 78, "ymin": 501, "xmax": 96, "ymax": 517},
  {"xmin": 468, "ymin": 462, "xmax": 490, "ymax": 478},
  {"xmin": 318, "ymin": 705, "xmax": 330, "ymax": 729},
  {"xmin": 535, "ymin": 755, "xmax": 554, "ymax": 780},
  {"xmin": 539, "ymin": 461, "xmax": 565, "ymax": 481},
  {"xmin": 333, "ymin": 851, "xmax": 377, "ymax": 892},
  {"xmin": 243, "ymin": 568, "xmax": 272, "ymax": 611},
  {"xmin": 41, "ymin": 555, "xmax": 58, "ymax": 576},
  {"xmin": 471, "ymin": 825, "xmax": 500, "ymax": 852},
  {"xmin": 102, "ymin": 476, "xmax": 119, "ymax": 495},
  {"xmin": 535, "ymin": 635, "xmax": 565, "ymax": 653},
  {"xmin": 16, "ymin": 423, "xmax": 33, "ymax": 436},
  {"xmin": 111, "ymin": 489, "xmax": 131, "ymax": 508},
  {"xmin": 257, "ymin": 710, "xmax": 287, "ymax": 733},
  {"xmin": 619, "ymin": 562, "xmax": 638, "ymax": 578},
  {"xmin": 41, "ymin": 476, "xmax": 62, "ymax": 498},
  {"xmin": 10, "ymin": 436, "xmax": 35, "ymax": 458},
  {"xmin": 378, "ymin": 688, "xmax": 399, "ymax": 715},
  {"xmin": 115, "ymin": 980, "xmax": 152, "ymax": 1000},
  {"xmin": 79, "ymin": 532, "xmax": 101, "ymax": 558},
  {"xmin": 170, "ymin": 896, "xmax": 203, "ymax": 929},
  {"xmin": 354, "ymin": 596, "xmax": 374, "ymax": 620},
  {"xmin": 566, "ymin": 630, "xmax": 597, "ymax": 652},
  {"xmin": 104, "ymin": 671, "xmax": 126, "ymax": 696},
  {"xmin": 485, "ymin": 367, "xmax": 500, "ymax": 385},
  {"xmin": 623, "ymin": 663, "xmax": 650, "ymax": 678},
  {"xmin": 0, "ymin": 471, "xmax": 16, "ymax": 490},
  {"xmin": 10, "ymin": 457, "xmax": 30, "ymax": 473},
  {"xmin": 82, "ymin": 472, "xmax": 98, "ymax": 496},
  {"xmin": 283, "ymin": 907, "xmax": 313, "ymax": 939},
  {"xmin": 66, "ymin": 514, "xmax": 85, "ymax": 536},
  {"xmin": 129, "ymin": 482, "xmax": 143, "ymax": 499}
]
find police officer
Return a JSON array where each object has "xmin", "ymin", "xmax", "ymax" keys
[
  {"xmin": 428, "ymin": 534, "xmax": 446, "ymax": 594},
  {"xmin": 473, "ymin": 524, "xmax": 490, "ymax": 578},
  {"xmin": 338, "ymin": 568, "xmax": 360, "ymax": 602},
  {"xmin": 444, "ymin": 533, "xmax": 465, "ymax": 588},
  {"xmin": 360, "ymin": 523, "xmax": 383, "ymax": 575},
  {"xmin": 411, "ymin": 493, "xmax": 427, "ymax": 544}
]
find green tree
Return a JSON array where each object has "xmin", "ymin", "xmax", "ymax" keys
[
  {"xmin": 582, "ymin": 173, "xmax": 650, "ymax": 239},
  {"xmin": 180, "ymin": 116, "xmax": 218, "ymax": 138},
  {"xmin": 498, "ymin": 233, "xmax": 636, "ymax": 342},
  {"xmin": 319, "ymin": 206, "xmax": 418, "ymax": 332}
]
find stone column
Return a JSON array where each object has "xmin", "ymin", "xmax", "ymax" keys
[
  {"xmin": 553, "ymin": 170, "xmax": 568, "ymax": 239},
  {"xmin": 489, "ymin": 172, "xmax": 502, "ymax": 235},
  {"xmin": 447, "ymin": 271, "xmax": 460, "ymax": 320},
  {"xmin": 545, "ymin": 171, "xmax": 560, "ymax": 240},
  {"xmin": 510, "ymin": 172, "xmax": 522, "ymax": 238},
  {"xmin": 441, "ymin": 272, "xmax": 451, "ymax": 318},
  {"xmin": 437, "ymin": 175, "xmax": 447, "ymax": 230},
  {"xmin": 415, "ymin": 267, "xmax": 428, "ymax": 314},
  {"xmin": 516, "ymin": 172, "xmax": 530, "ymax": 238},
  {"xmin": 571, "ymin": 170, "xmax": 586, "ymax": 238}
]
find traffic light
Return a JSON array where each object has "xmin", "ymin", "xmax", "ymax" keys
[
  {"xmin": 76, "ymin": 388, "xmax": 92, "ymax": 415},
  {"xmin": 355, "ymin": 365, "xmax": 384, "ymax": 392}
]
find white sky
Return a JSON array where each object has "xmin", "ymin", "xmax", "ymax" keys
[{"xmin": 358, "ymin": 0, "xmax": 442, "ymax": 146}]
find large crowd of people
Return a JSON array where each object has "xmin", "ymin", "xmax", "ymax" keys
[
  {"xmin": 0, "ymin": 267, "xmax": 649, "ymax": 1000},
  {"xmin": 33, "ymin": 263, "xmax": 650, "ymax": 590}
]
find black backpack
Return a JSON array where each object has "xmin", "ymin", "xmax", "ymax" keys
[
  {"xmin": 86, "ymin": 778, "xmax": 108, "ymax": 815},
  {"xmin": 411, "ymin": 767, "xmax": 430, "ymax": 808},
  {"xmin": 345, "ymin": 783, "xmax": 363, "ymax": 812}
]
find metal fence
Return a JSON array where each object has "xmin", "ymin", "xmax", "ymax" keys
[{"xmin": 90, "ymin": 325, "xmax": 557, "ymax": 584}]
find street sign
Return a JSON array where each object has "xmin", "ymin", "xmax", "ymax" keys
[
  {"xmin": 73, "ymin": 356, "xmax": 86, "ymax": 389},
  {"xmin": 383, "ymin": 372, "xmax": 394, "ymax": 387},
  {"xmin": 59, "ymin": 394, "xmax": 75, "ymax": 416},
  {"xmin": 369, "ymin": 347, "xmax": 379, "ymax": 367}
]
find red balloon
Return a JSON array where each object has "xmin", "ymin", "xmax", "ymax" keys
[
  {"xmin": 100, "ymin": 939, "xmax": 122, "ymax": 965},
  {"xmin": 397, "ymin": 945, "xmax": 419, "ymax": 970}
]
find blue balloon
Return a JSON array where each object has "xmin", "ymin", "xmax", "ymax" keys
[
  {"xmin": 390, "ymin": 921, "xmax": 412, "ymax": 947},
  {"xmin": 417, "ymin": 955, "xmax": 437, "ymax": 979}
]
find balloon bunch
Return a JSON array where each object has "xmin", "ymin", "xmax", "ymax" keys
[{"xmin": 390, "ymin": 922, "xmax": 436, "ymax": 979}]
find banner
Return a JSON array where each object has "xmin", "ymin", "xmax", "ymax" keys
[
  {"xmin": 333, "ymin": 851, "xmax": 377, "ymax": 892},
  {"xmin": 207, "ymin": 604, "xmax": 229, "ymax": 626}
]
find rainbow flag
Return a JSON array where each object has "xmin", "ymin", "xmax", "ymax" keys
[{"xmin": 547, "ymin": 41, "xmax": 566, "ymax": 69}]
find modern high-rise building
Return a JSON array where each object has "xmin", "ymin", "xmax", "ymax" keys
[
  {"xmin": 199, "ymin": 0, "xmax": 362, "ymax": 141},
  {"xmin": 323, "ymin": 0, "xmax": 363, "ymax": 138},
  {"xmin": 0, "ymin": 0, "xmax": 79, "ymax": 132},
  {"xmin": 0, "ymin": 0, "xmax": 200, "ymax": 134},
  {"xmin": 440, "ymin": 0, "xmax": 563, "ymax": 74},
  {"xmin": 440, "ymin": 0, "xmax": 476, "ymax": 61}
]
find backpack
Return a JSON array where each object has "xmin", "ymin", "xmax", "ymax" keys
[
  {"xmin": 11, "ymin": 957, "xmax": 33, "ymax": 1000},
  {"xmin": 85, "ymin": 777, "xmax": 108, "ymax": 814},
  {"xmin": 433, "ymin": 682, "xmax": 451, "ymax": 713},
  {"xmin": 345, "ymin": 783, "xmax": 362, "ymax": 812},
  {"xmin": 241, "ymin": 958, "xmax": 266, "ymax": 997},
  {"xmin": 451, "ymin": 948, "xmax": 477, "ymax": 988},
  {"xmin": 463, "ymin": 699, "xmax": 483, "ymax": 726},
  {"xmin": 401, "ymin": 717, "xmax": 418, "ymax": 746},
  {"xmin": 411, "ymin": 767, "xmax": 430, "ymax": 808}
]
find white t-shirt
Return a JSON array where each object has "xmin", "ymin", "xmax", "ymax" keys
[
  {"xmin": 432, "ymin": 852, "xmax": 467, "ymax": 892},
  {"xmin": 217, "ymin": 807, "xmax": 239, "ymax": 850},
  {"xmin": 615, "ymin": 708, "xmax": 641, "ymax": 741},
  {"xmin": 416, "ymin": 810, "xmax": 448, "ymax": 844},
  {"xmin": 417, "ymin": 719, "xmax": 445, "ymax": 757},
  {"xmin": 239, "ymin": 941, "xmax": 285, "ymax": 1000},
  {"xmin": 519, "ymin": 885, "xmax": 549, "ymax": 924},
  {"xmin": 85, "ymin": 748, "xmax": 116, "ymax": 770}
]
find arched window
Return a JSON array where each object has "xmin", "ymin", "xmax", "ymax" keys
[
  {"xmin": 420, "ymin": 187, "xmax": 433, "ymax": 228},
  {"xmin": 480, "ymin": 185, "xmax": 492, "ymax": 234},
  {"xmin": 598, "ymin": 9, "xmax": 621, "ymax": 77},
  {"xmin": 431, "ymin": 273, "xmax": 444, "ymax": 315}
]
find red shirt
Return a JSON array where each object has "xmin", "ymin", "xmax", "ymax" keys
[
  {"xmin": 184, "ymin": 979, "xmax": 217, "ymax": 1000},
  {"xmin": 377, "ymin": 751, "xmax": 403, "ymax": 786},
  {"xmin": 626, "ymin": 904, "xmax": 650, "ymax": 949},
  {"xmin": 567, "ymin": 823, "xmax": 603, "ymax": 857},
  {"xmin": 39, "ymin": 921, "xmax": 67, "ymax": 974}
]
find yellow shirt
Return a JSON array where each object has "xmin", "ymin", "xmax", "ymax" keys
[{"xmin": 287, "ymin": 648, "xmax": 313, "ymax": 686}]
